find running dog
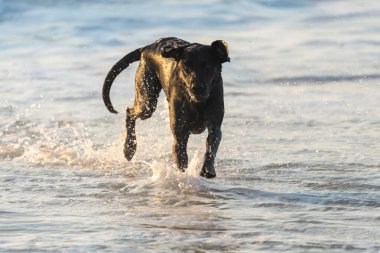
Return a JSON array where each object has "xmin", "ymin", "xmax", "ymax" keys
[{"xmin": 102, "ymin": 37, "xmax": 229, "ymax": 178}]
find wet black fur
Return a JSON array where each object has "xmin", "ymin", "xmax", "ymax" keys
[{"xmin": 102, "ymin": 37, "xmax": 230, "ymax": 178}]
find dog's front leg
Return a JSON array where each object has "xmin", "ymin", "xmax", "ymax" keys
[
  {"xmin": 200, "ymin": 126, "xmax": 222, "ymax": 178},
  {"xmin": 172, "ymin": 131, "xmax": 190, "ymax": 171}
]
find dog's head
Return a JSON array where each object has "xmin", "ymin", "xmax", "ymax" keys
[{"xmin": 162, "ymin": 40, "xmax": 230, "ymax": 103}]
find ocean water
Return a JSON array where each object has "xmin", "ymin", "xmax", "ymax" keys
[{"xmin": 1, "ymin": 0, "xmax": 380, "ymax": 252}]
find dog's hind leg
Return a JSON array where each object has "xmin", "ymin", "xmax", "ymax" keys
[
  {"xmin": 124, "ymin": 113, "xmax": 137, "ymax": 161},
  {"xmin": 124, "ymin": 62, "xmax": 161, "ymax": 160}
]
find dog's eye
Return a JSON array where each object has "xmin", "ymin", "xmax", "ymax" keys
[
  {"xmin": 183, "ymin": 65, "xmax": 190, "ymax": 73},
  {"xmin": 184, "ymin": 59, "xmax": 193, "ymax": 66},
  {"xmin": 183, "ymin": 63, "xmax": 192, "ymax": 73}
]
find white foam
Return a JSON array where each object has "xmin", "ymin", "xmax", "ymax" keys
[
  {"xmin": 123, "ymin": 150, "xmax": 220, "ymax": 198},
  {"xmin": 7, "ymin": 120, "xmax": 126, "ymax": 170}
]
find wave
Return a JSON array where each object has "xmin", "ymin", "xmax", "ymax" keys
[{"xmin": 269, "ymin": 73, "xmax": 380, "ymax": 85}]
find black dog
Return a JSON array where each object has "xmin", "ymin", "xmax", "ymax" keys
[{"xmin": 102, "ymin": 37, "xmax": 229, "ymax": 178}]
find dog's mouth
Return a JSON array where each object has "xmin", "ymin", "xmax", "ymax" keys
[{"xmin": 189, "ymin": 92, "xmax": 209, "ymax": 103}]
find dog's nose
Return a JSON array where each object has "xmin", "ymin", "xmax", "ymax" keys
[{"xmin": 191, "ymin": 83, "xmax": 204, "ymax": 94}]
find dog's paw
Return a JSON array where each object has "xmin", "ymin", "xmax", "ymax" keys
[
  {"xmin": 200, "ymin": 164, "xmax": 216, "ymax": 178},
  {"xmin": 200, "ymin": 170, "xmax": 216, "ymax": 178}
]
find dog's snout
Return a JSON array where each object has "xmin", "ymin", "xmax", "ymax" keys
[{"xmin": 191, "ymin": 83, "xmax": 204, "ymax": 93}]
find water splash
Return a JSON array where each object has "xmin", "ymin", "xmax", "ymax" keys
[
  {"xmin": 1, "ymin": 117, "xmax": 124, "ymax": 170},
  {"xmin": 1, "ymin": 111, "xmax": 214, "ymax": 184}
]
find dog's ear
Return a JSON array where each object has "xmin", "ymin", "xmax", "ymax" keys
[
  {"xmin": 211, "ymin": 40, "xmax": 230, "ymax": 63},
  {"xmin": 161, "ymin": 46, "xmax": 183, "ymax": 60}
]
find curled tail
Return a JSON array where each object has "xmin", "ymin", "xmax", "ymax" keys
[{"xmin": 102, "ymin": 48, "xmax": 142, "ymax": 114}]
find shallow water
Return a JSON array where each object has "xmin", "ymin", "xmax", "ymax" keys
[{"xmin": 1, "ymin": 0, "xmax": 380, "ymax": 252}]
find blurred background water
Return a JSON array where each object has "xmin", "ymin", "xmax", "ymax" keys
[{"xmin": 1, "ymin": 0, "xmax": 380, "ymax": 252}]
